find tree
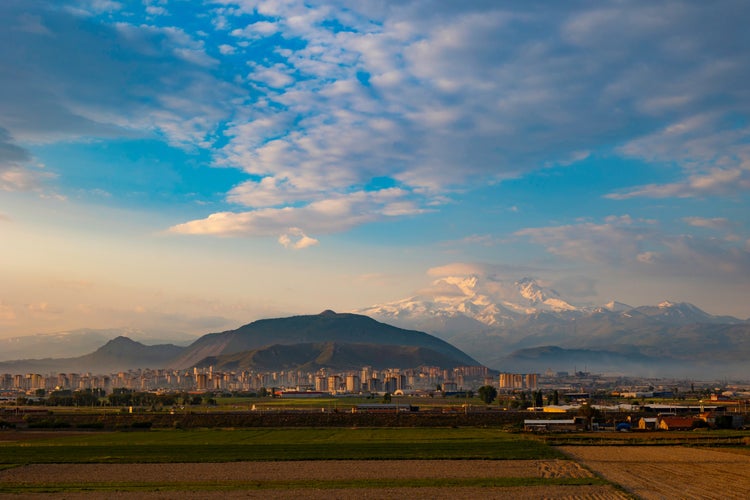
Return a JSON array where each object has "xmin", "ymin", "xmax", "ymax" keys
[
  {"xmin": 477, "ymin": 385, "xmax": 498, "ymax": 405},
  {"xmin": 577, "ymin": 403, "xmax": 602, "ymax": 430},
  {"xmin": 533, "ymin": 390, "xmax": 543, "ymax": 408},
  {"xmin": 518, "ymin": 391, "xmax": 529, "ymax": 408}
]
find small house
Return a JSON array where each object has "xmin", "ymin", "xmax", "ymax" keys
[{"xmin": 658, "ymin": 416, "xmax": 695, "ymax": 431}]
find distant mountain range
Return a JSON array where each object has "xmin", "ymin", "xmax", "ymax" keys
[
  {"xmin": 0, "ymin": 311, "xmax": 479, "ymax": 374},
  {"xmin": 3, "ymin": 281, "xmax": 749, "ymax": 378},
  {"xmin": 0, "ymin": 328, "xmax": 197, "ymax": 362},
  {"xmin": 0, "ymin": 337, "xmax": 184, "ymax": 374},
  {"xmin": 358, "ymin": 276, "xmax": 750, "ymax": 378}
]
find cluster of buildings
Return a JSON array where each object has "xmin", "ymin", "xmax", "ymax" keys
[
  {"xmin": 0, "ymin": 365, "xmax": 497, "ymax": 398},
  {"xmin": 498, "ymin": 372, "xmax": 538, "ymax": 390},
  {"xmin": 524, "ymin": 411, "xmax": 745, "ymax": 432}
]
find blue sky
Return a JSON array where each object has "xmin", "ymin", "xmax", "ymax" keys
[{"xmin": 1, "ymin": 0, "xmax": 749, "ymax": 337}]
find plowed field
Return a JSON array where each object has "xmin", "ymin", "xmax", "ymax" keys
[
  {"xmin": 561, "ymin": 446, "xmax": 750, "ymax": 500},
  {"xmin": 0, "ymin": 460, "xmax": 629, "ymax": 499}
]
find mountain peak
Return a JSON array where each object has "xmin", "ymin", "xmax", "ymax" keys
[
  {"xmin": 104, "ymin": 336, "xmax": 140, "ymax": 346},
  {"xmin": 319, "ymin": 309, "xmax": 338, "ymax": 317},
  {"xmin": 604, "ymin": 300, "xmax": 633, "ymax": 312},
  {"xmin": 513, "ymin": 277, "xmax": 576, "ymax": 312}
]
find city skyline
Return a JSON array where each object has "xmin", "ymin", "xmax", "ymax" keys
[{"xmin": 2, "ymin": 1, "xmax": 750, "ymax": 339}]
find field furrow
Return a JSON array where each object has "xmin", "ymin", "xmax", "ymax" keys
[
  {"xmin": 0, "ymin": 459, "xmax": 586, "ymax": 483},
  {"xmin": 561, "ymin": 446, "xmax": 750, "ymax": 500}
]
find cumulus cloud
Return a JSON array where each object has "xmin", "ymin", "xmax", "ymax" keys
[
  {"xmin": 278, "ymin": 227, "xmax": 319, "ymax": 249},
  {"xmin": 169, "ymin": 188, "xmax": 425, "ymax": 237}
]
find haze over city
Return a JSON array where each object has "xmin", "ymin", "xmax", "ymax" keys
[{"xmin": 2, "ymin": 0, "xmax": 749, "ymax": 340}]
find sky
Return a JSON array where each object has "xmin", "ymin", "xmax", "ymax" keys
[{"xmin": 1, "ymin": 0, "xmax": 750, "ymax": 339}]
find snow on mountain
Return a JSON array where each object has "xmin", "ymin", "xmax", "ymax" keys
[
  {"xmin": 358, "ymin": 275, "xmax": 743, "ymax": 332},
  {"xmin": 602, "ymin": 301, "xmax": 633, "ymax": 312},
  {"xmin": 631, "ymin": 301, "xmax": 737, "ymax": 324},
  {"xmin": 504, "ymin": 278, "xmax": 578, "ymax": 313},
  {"xmin": 359, "ymin": 275, "xmax": 580, "ymax": 328}
]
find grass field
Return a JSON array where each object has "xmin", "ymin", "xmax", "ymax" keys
[{"xmin": 0, "ymin": 427, "xmax": 564, "ymax": 464}]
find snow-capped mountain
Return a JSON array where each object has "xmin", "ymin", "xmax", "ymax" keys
[
  {"xmin": 358, "ymin": 275, "xmax": 580, "ymax": 330},
  {"xmin": 361, "ymin": 279, "xmax": 503, "ymax": 330},
  {"xmin": 357, "ymin": 275, "xmax": 749, "ymax": 377},
  {"xmin": 359, "ymin": 275, "xmax": 742, "ymax": 330},
  {"xmin": 601, "ymin": 301, "xmax": 633, "ymax": 312},
  {"xmin": 512, "ymin": 277, "xmax": 578, "ymax": 313}
]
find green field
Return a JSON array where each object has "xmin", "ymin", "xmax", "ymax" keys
[
  {"xmin": 0, "ymin": 427, "xmax": 563, "ymax": 464},
  {"xmin": 0, "ymin": 477, "xmax": 604, "ymax": 495}
]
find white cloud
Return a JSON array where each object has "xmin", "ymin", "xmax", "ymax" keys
[
  {"xmin": 145, "ymin": 5, "xmax": 168, "ymax": 17},
  {"xmin": 247, "ymin": 62, "xmax": 296, "ymax": 88},
  {"xmin": 607, "ymin": 167, "xmax": 750, "ymax": 199},
  {"xmin": 278, "ymin": 227, "xmax": 318, "ymax": 249},
  {"xmin": 0, "ymin": 167, "xmax": 53, "ymax": 192},
  {"xmin": 683, "ymin": 217, "xmax": 730, "ymax": 229},
  {"xmin": 218, "ymin": 43, "xmax": 236, "ymax": 55},
  {"xmin": 230, "ymin": 21, "xmax": 280, "ymax": 39},
  {"xmin": 427, "ymin": 263, "xmax": 488, "ymax": 278},
  {"xmin": 169, "ymin": 188, "xmax": 425, "ymax": 238}
]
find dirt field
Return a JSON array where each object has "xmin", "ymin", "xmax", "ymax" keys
[
  {"xmin": 561, "ymin": 446, "xmax": 750, "ymax": 500},
  {"xmin": 0, "ymin": 485, "xmax": 632, "ymax": 499},
  {"xmin": 0, "ymin": 460, "xmax": 630, "ymax": 499}
]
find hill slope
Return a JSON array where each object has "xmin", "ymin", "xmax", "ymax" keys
[
  {"xmin": 195, "ymin": 342, "xmax": 473, "ymax": 372},
  {"xmin": 171, "ymin": 310, "xmax": 479, "ymax": 369}
]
